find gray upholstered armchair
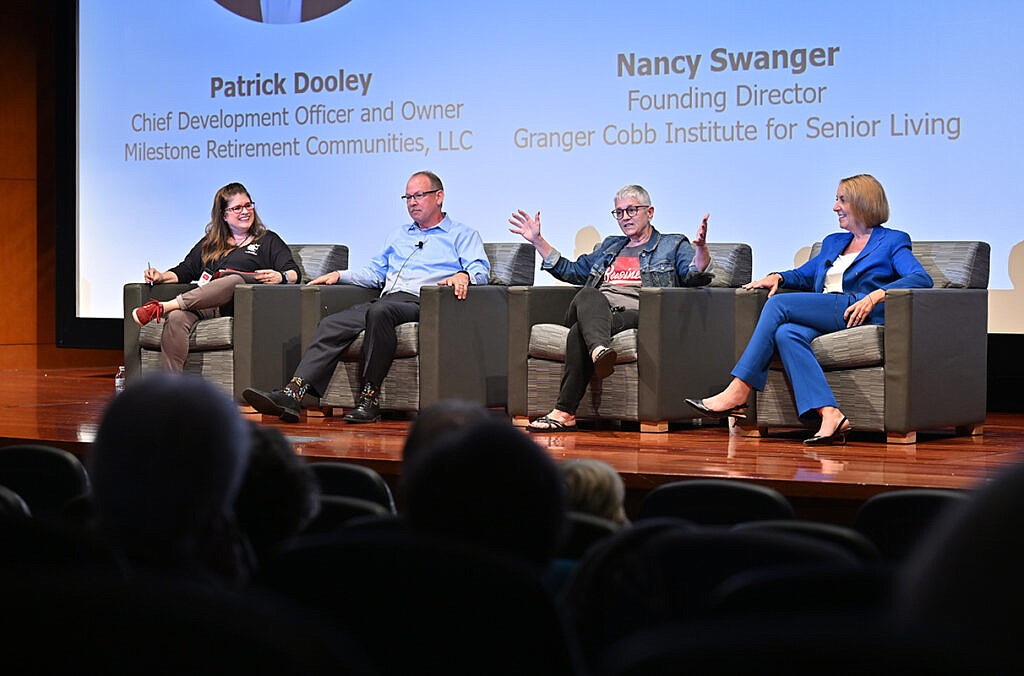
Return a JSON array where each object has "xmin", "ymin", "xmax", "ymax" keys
[
  {"xmin": 507, "ymin": 242, "xmax": 754, "ymax": 432},
  {"xmin": 737, "ymin": 240, "xmax": 990, "ymax": 444},
  {"xmin": 124, "ymin": 244, "xmax": 349, "ymax": 400},
  {"xmin": 300, "ymin": 242, "xmax": 535, "ymax": 415}
]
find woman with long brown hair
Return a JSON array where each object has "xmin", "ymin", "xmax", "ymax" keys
[{"xmin": 130, "ymin": 182, "xmax": 299, "ymax": 372}]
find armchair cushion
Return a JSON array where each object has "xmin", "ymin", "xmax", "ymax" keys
[
  {"xmin": 812, "ymin": 325, "xmax": 885, "ymax": 370},
  {"xmin": 767, "ymin": 324, "xmax": 885, "ymax": 372},
  {"xmin": 337, "ymin": 322, "xmax": 420, "ymax": 360},
  {"xmin": 485, "ymin": 242, "xmax": 536, "ymax": 286},
  {"xmin": 706, "ymin": 242, "xmax": 753, "ymax": 288},
  {"xmin": 808, "ymin": 240, "xmax": 990, "ymax": 289},
  {"xmin": 529, "ymin": 325, "xmax": 639, "ymax": 364},
  {"xmin": 290, "ymin": 244, "xmax": 351, "ymax": 284},
  {"xmin": 139, "ymin": 318, "xmax": 234, "ymax": 351}
]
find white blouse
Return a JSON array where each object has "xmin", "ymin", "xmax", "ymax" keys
[{"xmin": 823, "ymin": 252, "xmax": 858, "ymax": 293}]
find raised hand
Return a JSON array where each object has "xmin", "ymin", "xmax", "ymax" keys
[
  {"xmin": 508, "ymin": 209, "xmax": 542, "ymax": 244},
  {"xmin": 693, "ymin": 213, "xmax": 710, "ymax": 247}
]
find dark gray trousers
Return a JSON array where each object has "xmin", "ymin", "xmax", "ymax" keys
[{"xmin": 294, "ymin": 291, "xmax": 419, "ymax": 396}]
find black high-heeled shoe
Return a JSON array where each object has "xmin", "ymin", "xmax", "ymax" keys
[
  {"xmin": 804, "ymin": 416, "xmax": 852, "ymax": 446},
  {"xmin": 684, "ymin": 398, "xmax": 748, "ymax": 420}
]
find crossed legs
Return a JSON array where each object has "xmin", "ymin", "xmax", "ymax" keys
[
  {"xmin": 697, "ymin": 293, "xmax": 855, "ymax": 439},
  {"xmin": 529, "ymin": 287, "xmax": 638, "ymax": 431},
  {"xmin": 158, "ymin": 276, "xmax": 245, "ymax": 371}
]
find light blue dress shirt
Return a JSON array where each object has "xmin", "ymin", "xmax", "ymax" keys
[{"xmin": 338, "ymin": 216, "xmax": 490, "ymax": 296}]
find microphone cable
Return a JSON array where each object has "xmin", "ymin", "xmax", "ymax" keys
[{"xmin": 380, "ymin": 239, "xmax": 424, "ymax": 297}]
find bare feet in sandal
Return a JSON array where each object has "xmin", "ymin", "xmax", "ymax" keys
[{"xmin": 525, "ymin": 409, "xmax": 577, "ymax": 433}]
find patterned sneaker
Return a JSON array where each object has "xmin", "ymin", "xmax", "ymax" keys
[{"xmin": 132, "ymin": 300, "xmax": 164, "ymax": 326}]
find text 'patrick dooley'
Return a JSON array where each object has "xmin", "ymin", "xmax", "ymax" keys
[{"xmin": 210, "ymin": 70, "xmax": 372, "ymax": 98}]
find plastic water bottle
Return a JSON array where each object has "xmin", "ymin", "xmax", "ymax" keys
[{"xmin": 114, "ymin": 366, "xmax": 126, "ymax": 394}]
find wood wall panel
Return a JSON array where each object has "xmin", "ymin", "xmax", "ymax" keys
[
  {"xmin": 0, "ymin": 3, "xmax": 36, "ymax": 180},
  {"xmin": 0, "ymin": 180, "xmax": 38, "ymax": 345},
  {"xmin": 0, "ymin": 1, "xmax": 121, "ymax": 370}
]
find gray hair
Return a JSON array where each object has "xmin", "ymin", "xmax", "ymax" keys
[{"xmin": 614, "ymin": 184, "xmax": 652, "ymax": 206}]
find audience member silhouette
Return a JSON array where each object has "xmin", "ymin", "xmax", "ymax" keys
[
  {"xmin": 87, "ymin": 372, "xmax": 252, "ymax": 588},
  {"xmin": 896, "ymin": 461, "xmax": 1024, "ymax": 669},
  {"xmin": 401, "ymin": 398, "xmax": 495, "ymax": 467},
  {"xmin": 401, "ymin": 418, "xmax": 567, "ymax": 571},
  {"xmin": 560, "ymin": 458, "xmax": 629, "ymax": 525},
  {"xmin": 235, "ymin": 422, "xmax": 321, "ymax": 565}
]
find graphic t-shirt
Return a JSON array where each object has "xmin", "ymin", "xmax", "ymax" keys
[{"xmin": 599, "ymin": 243, "xmax": 643, "ymax": 310}]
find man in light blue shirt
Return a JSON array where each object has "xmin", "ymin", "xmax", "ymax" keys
[{"xmin": 244, "ymin": 171, "xmax": 490, "ymax": 423}]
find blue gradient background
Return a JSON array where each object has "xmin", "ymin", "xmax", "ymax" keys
[{"xmin": 78, "ymin": 0, "xmax": 1022, "ymax": 322}]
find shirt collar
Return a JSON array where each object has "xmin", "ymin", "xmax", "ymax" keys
[
  {"xmin": 629, "ymin": 227, "xmax": 660, "ymax": 252},
  {"xmin": 407, "ymin": 214, "xmax": 451, "ymax": 234}
]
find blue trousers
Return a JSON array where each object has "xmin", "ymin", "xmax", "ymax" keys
[{"xmin": 731, "ymin": 292, "xmax": 863, "ymax": 417}]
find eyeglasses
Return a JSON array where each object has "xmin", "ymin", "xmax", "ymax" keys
[
  {"xmin": 611, "ymin": 205, "xmax": 650, "ymax": 220},
  {"xmin": 400, "ymin": 189, "xmax": 441, "ymax": 202},
  {"xmin": 225, "ymin": 202, "xmax": 255, "ymax": 215}
]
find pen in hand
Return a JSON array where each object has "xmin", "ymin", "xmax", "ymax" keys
[{"xmin": 147, "ymin": 261, "xmax": 153, "ymax": 287}]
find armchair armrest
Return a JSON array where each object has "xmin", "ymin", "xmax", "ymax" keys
[
  {"xmin": 232, "ymin": 284, "xmax": 312, "ymax": 398},
  {"xmin": 299, "ymin": 285, "xmax": 380, "ymax": 351},
  {"xmin": 883, "ymin": 288, "xmax": 988, "ymax": 432},
  {"xmin": 507, "ymin": 285, "xmax": 579, "ymax": 416},
  {"xmin": 637, "ymin": 287, "xmax": 757, "ymax": 422},
  {"xmin": 419, "ymin": 285, "xmax": 512, "ymax": 408}
]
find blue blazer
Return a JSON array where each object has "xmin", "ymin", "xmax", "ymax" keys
[{"xmin": 777, "ymin": 225, "xmax": 933, "ymax": 324}]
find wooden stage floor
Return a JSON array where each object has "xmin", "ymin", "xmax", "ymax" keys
[{"xmin": 4, "ymin": 367, "xmax": 1023, "ymax": 523}]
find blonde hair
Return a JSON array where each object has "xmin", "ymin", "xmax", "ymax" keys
[
  {"xmin": 560, "ymin": 458, "xmax": 628, "ymax": 525},
  {"xmin": 839, "ymin": 174, "xmax": 889, "ymax": 227}
]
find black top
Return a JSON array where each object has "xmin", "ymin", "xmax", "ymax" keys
[{"xmin": 168, "ymin": 230, "xmax": 299, "ymax": 283}]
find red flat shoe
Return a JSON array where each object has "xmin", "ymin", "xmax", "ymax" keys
[{"xmin": 132, "ymin": 299, "xmax": 164, "ymax": 326}]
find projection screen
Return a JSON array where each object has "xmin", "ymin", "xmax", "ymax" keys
[{"xmin": 64, "ymin": 0, "xmax": 1024, "ymax": 346}]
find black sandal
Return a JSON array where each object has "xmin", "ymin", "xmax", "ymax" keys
[
  {"xmin": 525, "ymin": 415, "xmax": 579, "ymax": 433},
  {"xmin": 592, "ymin": 347, "xmax": 617, "ymax": 379}
]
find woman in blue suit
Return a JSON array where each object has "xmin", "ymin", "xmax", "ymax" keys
[{"xmin": 686, "ymin": 174, "xmax": 933, "ymax": 444}]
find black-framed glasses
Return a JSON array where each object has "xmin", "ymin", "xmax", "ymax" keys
[
  {"xmin": 611, "ymin": 205, "xmax": 650, "ymax": 219},
  {"xmin": 225, "ymin": 202, "xmax": 255, "ymax": 214},
  {"xmin": 401, "ymin": 189, "xmax": 441, "ymax": 202}
]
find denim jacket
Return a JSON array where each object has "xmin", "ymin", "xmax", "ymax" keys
[{"xmin": 541, "ymin": 228, "xmax": 711, "ymax": 288}]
